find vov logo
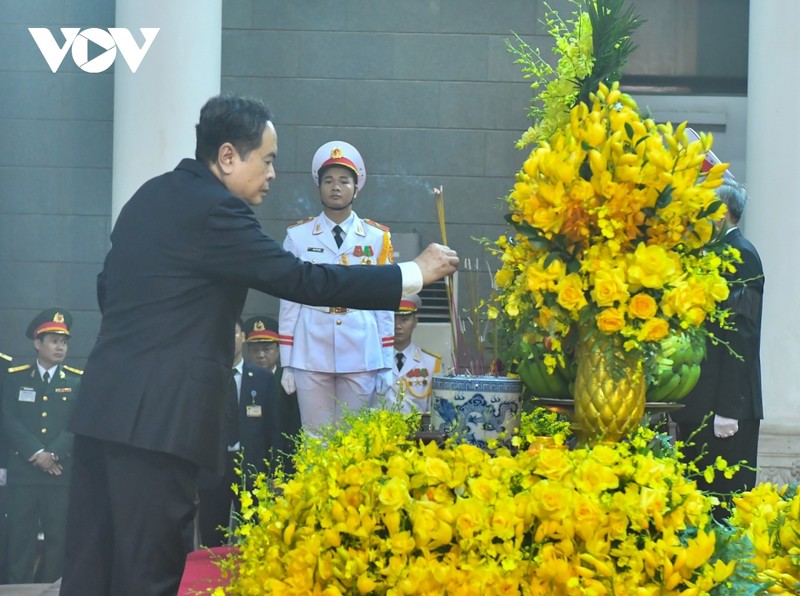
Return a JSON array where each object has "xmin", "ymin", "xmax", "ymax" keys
[{"xmin": 29, "ymin": 28, "xmax": 159, "ymax": 73}]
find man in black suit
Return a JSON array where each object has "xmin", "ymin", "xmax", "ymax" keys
[
  {"xmin": 672, "ymin": 180, "xmax": 764, "ymax": 520},
  {"xmin": 243, "ymin": 315, "xmax": 301, "ymax": 473},
  {"xmin": 197, "ymin": 319, "xmax": 277, "ymax": 547},
  {"xmin": 59, "ymin": 94, "xmax": 458, "ymax": 596}
]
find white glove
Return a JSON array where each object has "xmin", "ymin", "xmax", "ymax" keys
[
  {"xmin": 713, "ymin": 414, "xmax": 739, "ymax": 438},
  {"xmin": 375, "ymin": 369, "xmax": 393, "ymax": 395},
  {"xmin": 281, "ymin": 367, "xmax": 296, "ymax": 394}
]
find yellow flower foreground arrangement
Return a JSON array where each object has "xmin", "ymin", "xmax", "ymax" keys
[{"xmin": 210, "ymin": 408, "xmax": 800, "ymax": 595}]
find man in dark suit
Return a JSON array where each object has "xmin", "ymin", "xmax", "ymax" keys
[
  {"xmin": 59, "ymin": 94, "xmax": 458, "ymax": 596},
  {"xmin": 243, "ymin": 315, "xmax": 302, "ymax": 473},
  {"xmin": 197, "ymin": 319, "xmax": 277, "ymax": 547},
  {"xmin": 2, "ymin": 309, "xmax": 81, "ymax": 583},
  {"xmin": 672, "ymin": 180, "xmax": 764, "ymax": 520}
]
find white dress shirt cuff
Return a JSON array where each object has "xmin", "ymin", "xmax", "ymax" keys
[{"xmin": 399, "ymin": 262, "xmax": 423, "ymax": 296}]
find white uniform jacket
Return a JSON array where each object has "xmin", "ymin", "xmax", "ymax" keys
[
  {"xmin": 279, "ymin": 213, "xmax": 395, "ymax": 373},
  {"xmin": 386, "ymin": 343, "xmax": 442, "ymax": 413}
]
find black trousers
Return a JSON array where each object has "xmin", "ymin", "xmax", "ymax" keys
[
  {"xmin": 197, "ymin": 451, "xmax": 239, "ymax": 548},
  {"xmin": 59, "ymin": 436, "xmax": 198, "ymax": 596}
]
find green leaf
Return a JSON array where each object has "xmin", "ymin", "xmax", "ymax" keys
[
  {"xmin": 655, "ymin": 185, "xmax": 673, "ymax": 210},
  {"xmin": 697, "ymin": 199, "xmax": 723, "ymax": 219},
  {"xmin": 624, "ymin": 122, "xmax": 634, "ymax": 139}
]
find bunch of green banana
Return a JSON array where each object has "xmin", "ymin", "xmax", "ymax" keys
[
  {"xmin": 518, "ymin": 357, "xmax": 576, "ymax": 399},
  {"xmin": 646, "ymin": 333, "xmax": 706, "ymax": 403}
]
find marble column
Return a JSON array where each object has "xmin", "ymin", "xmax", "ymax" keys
[
  {"xmin": 746, "ymin": 0, "xmax": 800, "ymax": 484},
  {"xmin": 111, "ymin": 0, "xmax": 222, "ymax": 224}
]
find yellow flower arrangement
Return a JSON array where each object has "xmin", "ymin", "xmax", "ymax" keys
[
  {"xmin": 215, "ymin": 409, "xmax": 764, "ymax": 594},
  {"xmin": 729, "ymin": 483, "xmax": 800, "ymax": 594},
  {"xmin": 490, "ymin": 0, "xmax": 740, "ymax": 393}
]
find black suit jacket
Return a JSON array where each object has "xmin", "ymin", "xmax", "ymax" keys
[
  {"xmin": 673, "ymin": 227, "xmax": 764, "ymax": 423},
  {"xmin": 69, "ymin": 159, "xmax": 402, "ymax": 473},
  {"xmin": 198, "ymin": 363, "xmax": 277, "ymax": 488},
  {"xmin": 237, "ymin": 363, "xmax": 282, "ymax": 476}
]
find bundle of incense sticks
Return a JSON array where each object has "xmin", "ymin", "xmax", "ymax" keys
[
  {"xmin": 433, "ymin": 186, "xmax": 459, "ymax": 368},
  {"xmin": 433, "ymin": 188, "xmax": 496, "ymax": 376}
]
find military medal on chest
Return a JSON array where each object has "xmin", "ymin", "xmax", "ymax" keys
[
  {"xmin": 406, "ymin": 367, "xmax": 429, "ymax": 387},
  {"xmin": 357, "ymin": 245, "xmax": 374, "ymax": 264}
]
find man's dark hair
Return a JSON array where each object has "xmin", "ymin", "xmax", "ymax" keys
[{"xmin": 195, "ymin": 94, "xmax": 273, "ymax": 164}]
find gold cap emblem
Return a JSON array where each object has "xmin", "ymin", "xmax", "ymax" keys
[
  {"xmin": 54, "ymin": 312, "xmax": 64, "ymax": 323},
  {"xmin": 254, "ymin": 320, "xmax": 265, "ymax": 331},
  {"xmin": 330, "ymin": 147, "xmax": 343, "ymax": 159}
]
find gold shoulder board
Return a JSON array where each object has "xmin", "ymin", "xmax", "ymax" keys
[
  {"xmin": 421, "ymin": 348, "xmax": 442, "ymax": 360},
  {"xmin": 363, "ymin": 218, "xmax": 389, "ymax": 232},
  {"xmin": 0, "ymin": 352, "xmax": 11, "ymax": 362},
  {"xmin": 8, "ymin": 364, "xmax": 31, "ymax": 373},
  {"xmin": 63, "ymin": 365, "xmax": 84, "ymax": 375},
  {"xmin": 288, "ymin": 216, "xmax": 315, "ymax": 229}
]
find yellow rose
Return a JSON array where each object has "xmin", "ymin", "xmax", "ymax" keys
[
  {"xmin": 705, "ymin": 273, "xmax": 730, "ymax": 303},
  {"xmin": 533, "ymin": 447, "xmax": 573, "ymax": 481},
  {"xmin": 489, "ymin": 498, "xmax": 519, "ymax": 541},
  {"xmin": 637, "ymin": 317, "xmax": 670, "ymax": 341},
  {"xmin": 556, "ymin": 273, "xmax": 588, "ymax": 313},
  {"xmin": 627, "ymin": 243, "xmax": 679, "ymax": 289},
  {"xmin": 530, "ymin": 480, "xmax": 572, "ymax": 520},
  {"xmin": 422, "ymin": 457, "xmax": 452, "ymax": 484},
  {"xmin": 591, "ymin": 267, "xmax": 629, "ymax": 307},
  {"xmin": 628, "ymin": 292, "xmax": 657, "ymax": 319},
  {"xmin": 532, "ymin": 205, "xmax": 563, "ymax": 235},
  {"xmin": 574, "ymin": 460, "xmax": 620, "ymax": 493},
  {"xmin": 378, "ymin": 476, "xmax": 410, "ymax": 511},
  {"xmin": 596, "ymin": 307, "xmax": 625, "ymax": 333},
  {"xmin": 454, "ymin": 499, "xmax": 486, "ymax": 540}
]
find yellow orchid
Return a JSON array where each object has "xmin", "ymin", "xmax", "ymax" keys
[{"xmin": 214, "ymin": 409, "xmax": 768, "ymax": 593}]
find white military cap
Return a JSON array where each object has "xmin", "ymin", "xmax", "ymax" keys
[{"xmin": 311, "ymin": 141, "xmax": 366, "ymax": 190}]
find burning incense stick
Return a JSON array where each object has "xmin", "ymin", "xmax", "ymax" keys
[{"xmin": 433, "ymin": 186, "xmax": 460, "ymax": 369}]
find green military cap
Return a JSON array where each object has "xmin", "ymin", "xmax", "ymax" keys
[
  {"xmin": 243, "ymin": 315, "xmax": 279, "ymax": 343},
  {"xmin": 26, "ymin": 307, "xmax": 73, "ymax": 339}
]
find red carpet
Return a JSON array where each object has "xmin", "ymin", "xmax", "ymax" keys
[{"xmin": 178, "ymin": 546, "xmax": 236, "ymax": 595}]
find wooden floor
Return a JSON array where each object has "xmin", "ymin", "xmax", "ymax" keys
[{"xmin": 0, "ymin": 580, "xmax": 59, "ymax": 595}]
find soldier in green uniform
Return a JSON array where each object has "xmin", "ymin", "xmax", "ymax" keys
[{"xmin": 1, "ymin": 308, "xmax": 81, "ymax": 583}]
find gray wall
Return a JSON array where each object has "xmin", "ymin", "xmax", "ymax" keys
[
  {"xmin": 0, "ymin": 0, "xmax": 115, "ymax": 365},
  {"xmin": 0, "ymin": 0, "xmax": 551, "ymax": 365},
  {"xmin": 0, "ymin": 0, "xmax": 749, "ymax": 366},
  {"xmin": 222, "ymin": 0, "xmax": 548, "ymax": 320}
]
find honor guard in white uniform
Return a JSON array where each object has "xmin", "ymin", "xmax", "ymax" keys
[
  {"xmin": 279, "ymin": 141, "xmax": 395, "ymax": 430},
  {"xmin": 386, "ymin": 294, "xmax": 442, "ymax": 413}
]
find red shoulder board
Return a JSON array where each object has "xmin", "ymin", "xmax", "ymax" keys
[
  {"xmin": 288, "ymin": 216, "xmax": 315, "ymax": 229},
  {"xmin": 363, "ymin": 218, "xmax": 389, "ymax": 232}
]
